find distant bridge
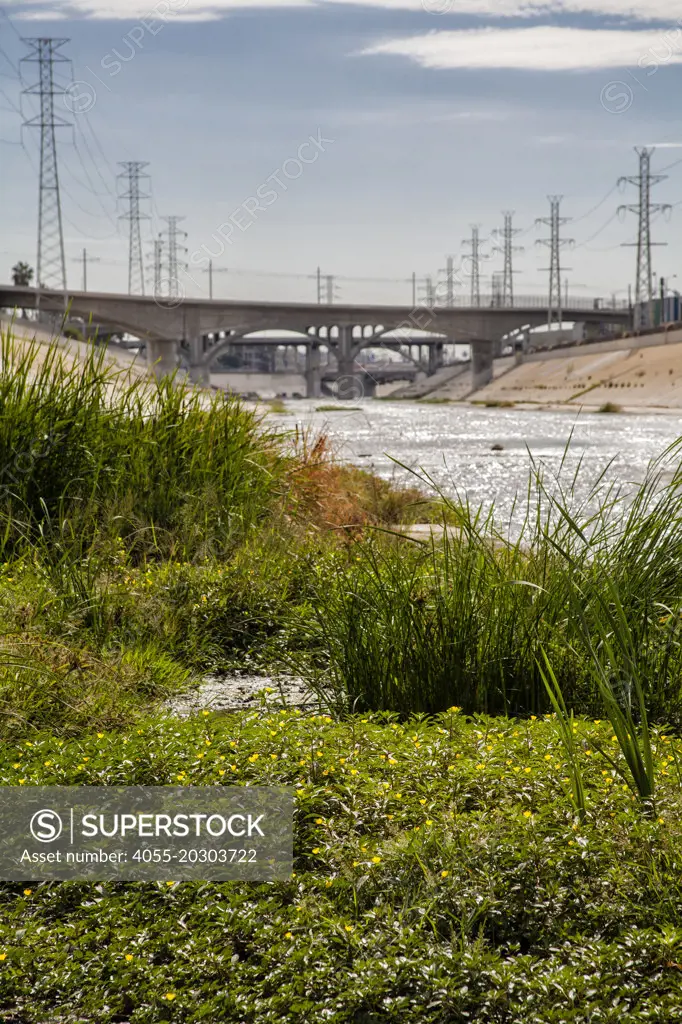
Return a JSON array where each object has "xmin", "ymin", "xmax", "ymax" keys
[{"xmin": 0, "ymin": 285, "xmax": 631, "ymax": 397}]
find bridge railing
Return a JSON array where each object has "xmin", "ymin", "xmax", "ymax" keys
[{"xmin": 433, "ymin": 295, "xmax": 630, "ymax": 312}]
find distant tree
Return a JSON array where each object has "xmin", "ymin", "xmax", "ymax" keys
[
  {"xmin": 10, "ymin": 262, "xmax": 35, "ymax": 319},
  {"xmin": 11, "ymin": 262, "xmax": 34, "ymax": 287}
]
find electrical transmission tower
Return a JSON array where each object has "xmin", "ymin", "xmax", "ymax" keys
[
  {"xmin": 462, "ymin": 226, "xmax": 482, "ymax": 307},
  {"xmin": 162, "ymin": 216, "xmax": 188, "ymax": 300},
  {"xmin": 21, "ymin": 38, "xmax": 71, "ymax": 294},
  {"xmin": 420, "ymin": 276, "xmax": 437, "ymax": 308},
  {"xmin": 536, "ymin": 196, "xmax": 574, "ymax": 329},
  {"xmin": 118, "ymin": 162, "xmax": 150, "ymax": 296},
  {"xmin": 618, "ymin": 147, "xmax": 671, "ymax": 330},
  {"xmin": 150, "ymin": 233, "xmax": 164, "ymax": 296},
  {"xmin": 492, "ymin": 211, "xmax": 523, "ymax": 307},
  {"xmin": 439, "ymin": 255, "xmax": 456, "ymax": 306},
  {"xmin": 316, "ymin": 268, "xmax": 338, "ymax": 303}
]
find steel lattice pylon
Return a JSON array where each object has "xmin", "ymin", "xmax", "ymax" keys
[
  {"xmin": 21, "ymin": 38, "xmax": 70, "ymax": 294},
  {"xmin": 618, "ymin": 147, "xmax": 671, "ymax": 330},
  {"xmin": 118, "ymin": 161, "xmax": 151, "ymax": 296},
  {"xmin": 162, "ymin": 216, "xmax": 187, "ymax": 300},
  {"xmin": 463, "ymin": 226, "xmax": 482, "ymax": 307},
  {"xmin": 536, "ymin": 196, "xmax": 574, "ymax": 329},
  {"xmin": 493, "ymin": 210, "xmax": 523, "ymax": 308}
]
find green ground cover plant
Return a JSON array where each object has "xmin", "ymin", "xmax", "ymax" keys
[{"xmin": 2, "ymin": 709, "xmax": 682, "ymax": 1023}]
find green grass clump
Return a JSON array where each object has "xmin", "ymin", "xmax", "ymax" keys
[
  {"xmin": 598, "ymin": 401, "xmax": 623, "ymax": 413},
  {"xmin": 297, "ymin": 442, "xmax": 682, "ymax": 721},
  {"xmin": 0, "ymin": 330, "xmax": 285, "ymax": 562},
  {"xmin": 1, "ymin": 711, "xmax": 682, "ymax": 1022}
]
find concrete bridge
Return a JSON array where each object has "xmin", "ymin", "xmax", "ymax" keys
[{"xmin": 0, "ymin": 284, "xmax": 631, "ymax": 397}]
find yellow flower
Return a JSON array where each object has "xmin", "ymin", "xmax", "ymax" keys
[
  {"xmin": 315, "ymin": 818, "xmax": 324, "ymax": 824},
  {"xmin": 166, "ymin": 881, "xmax": 174, "ymax": 887},
  {"xmin": 125, "ymin": 954, "xmax": 134, "ymax": 961},
  {"xmin": 530, "ymin": 715, "xmax": 537, "ymax": 721},
  {"xmin": 523, "ymin": 810, "xmax": 532, "ymax": 818},
  {"xmin": 0, "ymin": 953, "xmax": 6, "ymax": 961},
  {"xmin": 544, "ymin": 754, "xmax": 552, "ymax": 760},
  {"xmin": 285, "ymin": 932, "xmax": 293, "ymax": 939},
  {"xmin": 419, "ymin": 798, "xmax": 426, "ymax": 805},
  {"xmin": 312, "ymin": 847, "xmax": 320, "ymax": 854},
  {"xmin": 371, "ymin": 856, "xmax": 381, "ymax": 864},
  {"xmin": 97, "ymin": 732, "xmax": 104, "ymax": 739},
  {"xmin": 23, "ymin": 889, "xmax": 32, "ymax": 896},
  {"xmin": 441, "ymin": 870, "xmax": 449, "ymax": 878},
  {"xmin": 202, "ymin": 711, "xmax": 210, "ymax": 716},
  {"xmin": 164, "ymin": 993, "xmax": 176, "ymax": 1001},
  {"xmin": 344, "ymin": 925, "xmax": 354, "ymax": 933}
]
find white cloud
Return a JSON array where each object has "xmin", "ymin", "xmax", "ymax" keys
[
  {"xmin": 8, "ymin": 0, "xmax": 682, "ymax": 19},
  {"xmin": 361, "ymin": 26, "xmax": 682, "ymax": 70}
]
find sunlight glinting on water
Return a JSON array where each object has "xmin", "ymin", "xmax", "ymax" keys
[{"xmin": 272, "ymin": 401, "xmax": 682, "ymax": 529}]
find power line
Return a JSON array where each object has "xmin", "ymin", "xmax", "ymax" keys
[
  {"xmin": 570, "ymin": 182, "xmax": 620, "ymax": 224},
  {"xmin": 0, "ymin": 7, "xmax": 24, "ymax": 40},
  {"xmin": 574, "ymin": 209, "xmax": 620, "ymax": 249}
]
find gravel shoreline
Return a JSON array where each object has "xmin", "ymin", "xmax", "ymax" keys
[{"xmin": 166, "ymin": 672, "xmax": 319, "ymax": 717}]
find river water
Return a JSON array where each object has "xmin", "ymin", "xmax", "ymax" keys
[{"xmin": 270, "ymin": 400, "xmax": 682, "ymax": 529}]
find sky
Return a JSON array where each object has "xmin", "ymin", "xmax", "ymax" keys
[{"xmin": 1, "ymin": 0, "xmax": 682, "ymax": 305}]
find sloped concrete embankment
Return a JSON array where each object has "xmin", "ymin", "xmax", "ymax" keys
[{"xmin": 468, "ymin": 328, "xmax": 682, "ymax": 411}]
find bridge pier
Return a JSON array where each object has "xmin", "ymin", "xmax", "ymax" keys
[
  {"xmin": 305, "ymin": 342, "xmax": 322, "ymax": 398},
  {"xmin": 335, "ymin": 325, "xmax": 365, "ymax": 399},
  {"xmin": 189, "ymin": 363, "xmax": 211, "ymax": 386},
  {"xmin": 428, "ymin": 342, "xmax": 444, "ymax": 376},
  {"xmin": 336, "ymin": 325, "xmax": 355, "ymax": 380},
  {"xmin": 147, "ymin": 338, "xmax": 179, "ymax": 378},
  {"xmin": 471, "ymin": 340, "xmax": 494, "ymax": 393},
  {"xmin": 184, "ymin": 307, "xmax": 203, "ymax": 365}
]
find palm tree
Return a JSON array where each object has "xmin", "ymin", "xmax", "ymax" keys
[
  {"xmin": 11, "ymin": 262, "xmax": 34, "ymax": 287},
  {"xmin": 10, "ymin": 262, "xmax": 35, "ymax": 319}
]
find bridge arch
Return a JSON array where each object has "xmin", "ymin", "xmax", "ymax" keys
[{"xmin": 198, "ymin": 328, "xmax": 316, "ymax": 371}]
